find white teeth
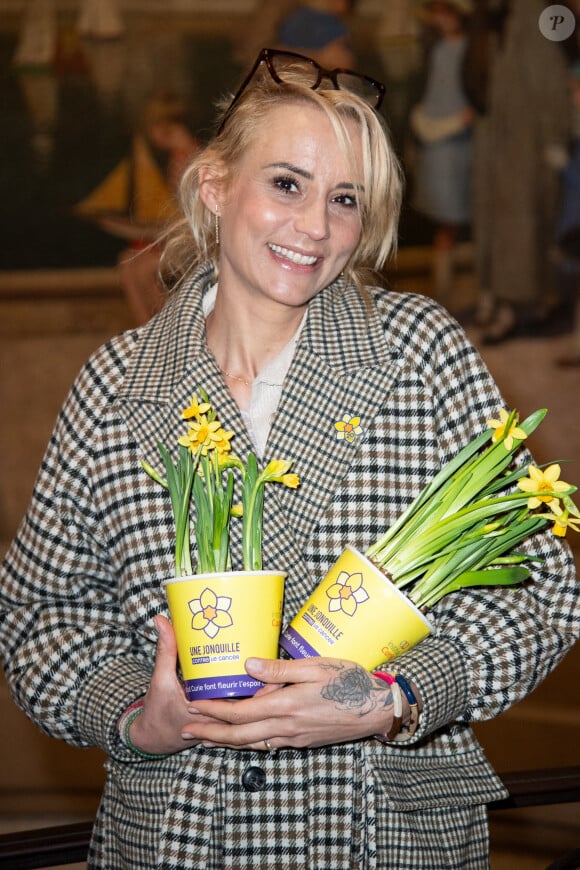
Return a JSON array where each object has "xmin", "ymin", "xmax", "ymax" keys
[{"xmin": 269, "ymin": 243, "xmax": 318, "ymax": 266}]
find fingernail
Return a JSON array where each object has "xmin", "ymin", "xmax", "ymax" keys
[
  {"xmin": 181, "ymin": 733, "xmax": 196, "ymax": 740},
  {"xmin": 245, "ymin": 657, "xmax": 262, "ymax": 673},
  {"xmin": 187, "ymin": 707, "xmax": 200, "ymax": 714}
]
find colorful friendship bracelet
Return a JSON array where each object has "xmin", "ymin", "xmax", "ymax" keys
[
  {"xmin": 116, "ymin": 697, "xmax": 145, "ymax": 743},
  {"xmin": 117, "ymin": 699, "xmax": 170, "ymax": 760}
]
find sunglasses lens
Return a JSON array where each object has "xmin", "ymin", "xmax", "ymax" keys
[
  {"xmin": 336, "ymin": 72, "xmax": 382, "ymax": 108},
  {"xmin": 270, "ymin": 52, "xmax": 320, "ymax": 89}
]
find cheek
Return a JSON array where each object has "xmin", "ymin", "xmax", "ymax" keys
[
  {"xmin": 338, "ymin": 221, "xmax": 362, "ymax": 257},
  {"xmin": 238, "ymin": 199, "xmax": 285, "ymax": 237}
]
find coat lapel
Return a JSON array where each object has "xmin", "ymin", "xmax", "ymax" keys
[
  {"xmin": 115, "ymin": 265, "xmax": 256, "ymax": 485},
  {"xmin": 260, "ymin": 280, "xmax": 404, "ymax": 613}
]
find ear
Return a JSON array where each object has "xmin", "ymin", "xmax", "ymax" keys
[{"xmin": 198, "ymin": 160, "xmax": 228, "ymax": 214}]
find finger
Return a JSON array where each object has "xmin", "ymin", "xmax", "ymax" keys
[
  {"xmin": 252, "ymin": 680, "xmax": 286, "ymax": 698},
  {"xmin": 245, "ymin": 655, "xmax": 335, "ymax": 685},
  {"xmin": 154, "ymin": 614, "xmax": 177, "ymax": 663},
  {"xmin": 184, "ymin": 714, "xmax": 281, "ymax": 747}
]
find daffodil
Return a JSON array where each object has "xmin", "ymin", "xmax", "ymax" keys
[
  {"xmin": 182, "ymin": 394, "xmax": 211, "ymax": 420},
  {"xmin": 213, "ymin": 427, "xmax": 235, "ymax": 455},
  {"xmin": 487, "ymin": 409, "xmax": 528, "ymax": 450},
  {"xmin": 262, "ymin": 459, "xmax": 292, "ymax": 480},
  {"xmin": 538, "ymin": 503, "xmax": 580, "ymax": 537},
  {"xmin": 241, "ymin": 454, "xmax": 300, "ymax": 570},
  {"xmin": 282, "ymin": 473, "xmax": 300, "ymax": 489},
  {"xmin": 143, "ymin": 387, "xmax": 300, "ymax": 575},
  {"xmin": 326, "ymin": 570, "xmax": 370, "ymax": 616},
  {"xmin": 189, "ymin": 587, "xmax": 233, "ymax": 639},
  {"xmin": 260, "ymin": 460, "xmax": 301, "ymax": 488},
  {"xmin": 181, "ymin": 416, "xmax": 223, "ymax": 455},
  {"xmin": 364, "ymin": 408, "xmax": 579, "ymax": 611},
  {"xmin": 517, "ymin": 464, "xmax": 572, "ymax": 510},
  {"xmin": 335, "ymin": 414, "xmax": 363, "ymax": 444}
]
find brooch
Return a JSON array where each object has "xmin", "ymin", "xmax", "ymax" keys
[{"xmin": 334, "ymin": 414, "xmax": 363, "ymax": 444}]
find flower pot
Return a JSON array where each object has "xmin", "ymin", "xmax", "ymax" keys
[
  {"xmin": 164, "ymin": 570, "xmax": 286, "ymax": 700},
  {"xmin": 280, "ymin": 546, "xmax": 432, "ymax": 670}
]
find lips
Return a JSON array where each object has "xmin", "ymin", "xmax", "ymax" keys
[{"xmin": 268, "ymin": 243, "xmax": 319, "ymax": 266}]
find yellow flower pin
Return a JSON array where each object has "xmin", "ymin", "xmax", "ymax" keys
[{"xmin": 334, "ymin": 414, "xmax": 363, "ymax": 444}]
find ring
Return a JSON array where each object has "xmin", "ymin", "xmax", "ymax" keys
[{"xmin": 263, "ymin": 738, "xmax": 277, "ymax": 757}]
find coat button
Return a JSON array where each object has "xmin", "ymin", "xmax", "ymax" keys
[{"xmin": 241, "ymin": 765, "xmax": 266, "ymax": 792}]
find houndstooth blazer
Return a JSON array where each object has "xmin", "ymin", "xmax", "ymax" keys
[{"xmin": 1, "ymin": 262, "xmax": 578, "ymax": 868}]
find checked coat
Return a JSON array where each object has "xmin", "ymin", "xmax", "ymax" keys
[{"xmin": 1, "ymin": 262, "xmax": 578, "ymax": 868}]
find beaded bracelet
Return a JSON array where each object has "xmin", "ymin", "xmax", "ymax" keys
[
  {"xmin": 117, "ymin": 699, "xmax": 170, "ymax": 760},
  {"xmin": 372, "ymin": 671, "xmax": 403, "ymax": 742},
  {"xmin": 116, "ymin": 697, "xmax": 145, "ymax": 745}
]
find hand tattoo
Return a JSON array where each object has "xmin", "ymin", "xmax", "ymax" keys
[{"xmin": 320, "ymin": 662, "xmax": 393, "ymax": 717}]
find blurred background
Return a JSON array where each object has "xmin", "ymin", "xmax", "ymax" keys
[{"xmin": 0, "ymin": 2, "xmax": 579, "ymax": 867}]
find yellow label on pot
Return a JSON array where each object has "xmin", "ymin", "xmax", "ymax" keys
[
  {"xmin": 280, "ymin": 547, "xmax": 431, "ymax": 670},
  {"xmin": 164, "ymin": 571, "xmax": 285, "ymax": 700}
]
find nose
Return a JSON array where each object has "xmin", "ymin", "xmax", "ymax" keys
[{"xmin": 294, "ymin": 195, "xmax": 329, "ymax": 241}]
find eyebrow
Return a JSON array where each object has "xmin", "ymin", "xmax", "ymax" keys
[{"xmin": 264, "ymin": 161, "xmax": 364, "ymax": 191}]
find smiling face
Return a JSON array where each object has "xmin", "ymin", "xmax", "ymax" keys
[{"xmin": 202, "ymin": 102, "xmax": 364, "ymax": 318}]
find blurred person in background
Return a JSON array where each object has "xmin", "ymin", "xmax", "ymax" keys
[
  {"xmin": 471, "ymin": 0, "xmax": 571, "ymax": 343},
  {"xmin": 409, "ymin": 0, "xmax": 476, "ymax": 305},
  {"xmin": 234, "ymin": 0, "xmax": 357, "ymax": 70}
]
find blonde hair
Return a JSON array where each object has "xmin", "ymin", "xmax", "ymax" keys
[{"xmin": 160, "ymin": 68, "xmax": 403, "ymax": 292}]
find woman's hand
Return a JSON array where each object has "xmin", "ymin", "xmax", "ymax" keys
[
  {"xmin": 128, "ymin": 615, "xmax": 214, "ymax": 755},
  {"xmin": 181, "ymin": 656, "xmax": 400, "ymax": 752}
]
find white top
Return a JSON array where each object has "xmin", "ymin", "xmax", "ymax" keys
[{"xmin": 203, "ymin": 284, "xmax": 305, "ymax": 457}]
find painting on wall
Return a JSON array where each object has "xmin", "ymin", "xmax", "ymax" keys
[
  {"xmin": 0, "ymin": 0, "xmax": 452, "ymax": 272},
  {"xmin": 0, "ymin": 2, "xmax": 245, "ymax": 270}
]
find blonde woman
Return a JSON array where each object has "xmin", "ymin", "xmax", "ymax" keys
[{"xmin": 1, "ymin": 49, "xmax": 577, "ymax": 868}]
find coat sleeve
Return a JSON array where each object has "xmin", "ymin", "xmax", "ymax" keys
[
  {"xmin": 0, "ymin": 336, "xmax": 153, "ymax": 759},
  {"xmin": 376, "ymin": 297, "xmax": 580, "ymax": 741}
]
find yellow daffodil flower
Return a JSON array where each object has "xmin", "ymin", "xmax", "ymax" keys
[
  {"xmin": 182, "ymin": 394, "xmax": 211, "ymax": 420},
  {"xmin": 517, "ymin": 464, "xmax": 571, "ymax": 509},
  {"xmin": 538, "ymin": 503, "xmax": 580, "ymax": 537},
  {"xmin": 282, "ymin": 473, "xmax": 300, "ymax": 489},
  {"xmin": 263, "ymin": 459, "xmax": 292, "ymax": 478},
  {"xmin": 487, "ymin": 409, "xmax": 527, "ymax": 450},
  {"xmin": 213, "ymin": 428, "xmax": 235, "ymax": 455},
  {"xmin": 334, "ymin": 414, "xmax": 363, "ymax": 444},
  {"xmin": 181, "ymin": 416, "xmax": 223, "ymax": 456},
  {"xmin": 260, "ymin": 459, "xmax": 300, "ymax": 488}
]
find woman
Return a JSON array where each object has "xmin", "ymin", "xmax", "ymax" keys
[{"xmin": 1, "ymin": 49, "xmax": 578, "ymax": 868}]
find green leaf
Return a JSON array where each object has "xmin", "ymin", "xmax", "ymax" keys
[{"xmin": 414, "ymin": 565, "xmax": 530, "ymax": 609}]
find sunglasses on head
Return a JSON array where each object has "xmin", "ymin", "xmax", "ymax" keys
[{"xmin": 217, "ymin": 48, "xmax": 385, "ymax": 134}]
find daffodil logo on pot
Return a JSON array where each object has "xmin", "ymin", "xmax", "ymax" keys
[
  {"xmin": 189, "ymin": 587, "xmax": 233, "ymax": 639},
  {"xmin": 326, "ymin": 570, "xmax": 369, "ymax": 616}
]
